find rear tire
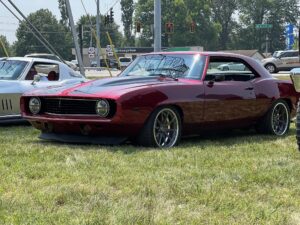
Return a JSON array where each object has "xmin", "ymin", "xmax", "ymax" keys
[
  {"xmin": 256, "ymin": 100, "xmax": 290, "ymax": 135},
  {"xmin": 296, "ymin": 101, "xmax": 300, "ymax": 150},
  {"xmin": 136, "ymin": 106, "xmax": 181, "ymax": 147}
]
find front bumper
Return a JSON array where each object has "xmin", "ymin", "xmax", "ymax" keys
[
  {"xmin": 39, "ymin": 132, "xmax": 127, "ymax": 145},
  {"xmin": 24, "ymin": 114, "xmax": 143, "ymax": 140}
]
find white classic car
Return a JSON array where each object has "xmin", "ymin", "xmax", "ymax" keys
[{"xmin": 0, "ymin": 57, "xmax": 85, "ymax": 123}]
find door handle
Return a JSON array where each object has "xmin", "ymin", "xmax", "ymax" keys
[{"xmin": 245, "ymin": 87, "xmax": 254, "ymax": 90}]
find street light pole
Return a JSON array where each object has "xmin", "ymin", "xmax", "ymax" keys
[
  {"xmin": 154, "ymin": 0, "xmax": 161, "ymax": 52},
  {"xmin": 96, "ymin": 0, "xmax": 101, "ymax": 67}
]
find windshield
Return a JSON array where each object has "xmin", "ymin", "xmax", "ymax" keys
[
  {"xmin": 273, "ymin": 51, "xmax": 282, "ymax": 58},
  {"xmin": 120, "ymin": 54, "xmax": 206, "ymax": 79},
  {"xmin": 0, "ymin": 60, "xmax": 28, "ymax": 80}
]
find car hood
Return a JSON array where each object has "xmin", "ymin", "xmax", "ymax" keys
[
  {"xmin": 261, "ymin": 57, "xmax": 279, "ymax": 64},
  {"xmin": 24, "ymin": 76, "xmax": 181, "ymax": 98}
]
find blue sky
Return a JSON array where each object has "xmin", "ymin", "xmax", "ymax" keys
[{"xmin": 0, "ymin": 0, "xmax": 123, "ymax": 44}]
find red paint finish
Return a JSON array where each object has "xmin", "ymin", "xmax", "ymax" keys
[{"xmin": 21, "ymin": 52, "xmax": 299, "ymax": 141}]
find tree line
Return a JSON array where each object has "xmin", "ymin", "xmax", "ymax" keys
[{"xmin": 1, "ymin": 0, "xmax": 299, "ymax": 59}]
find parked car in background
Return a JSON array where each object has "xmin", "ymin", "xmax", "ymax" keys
[
  {"xmin": 91, "ymin": 59, "xmax": 119, "ymax": 69},
  {"xmin": 21, "ymin": 52, "xmax": 299, "ymax": 147},
  {"xmin": 217, "ymin": 62, "xmax": 246, "ymax": 71},
  {"xmin": 25, "ymin": 53, "xmax": 78, "ymax": 71},
  {"xmin": 71, "ymin": 59, "xmax": 78, "ymax": 67},
  {"xmin": 119, "ymin": 57, "xmax": 132, "ymax": 69},
  {"xmin": 0, "ymin": 57, "xmax": 85, "ymax": 123},
  {"xmin": 262, "ymin": 50, "xmax": 300, "ymax": 73}
]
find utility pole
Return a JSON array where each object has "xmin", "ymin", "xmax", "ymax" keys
[
  {"xmin": 79, "ymin": 24, "xmax": 83, "ymax": 60},
  {"xmin": 154, "ymin": 0, "xmax": 161, "ymax": 52},
  {"xmin": 65, "ymin": 0, "xmax": 85, "ymax": 76},
  {"xmin": 96, "ymin": 0, "xmax": 101, "ymax": 67}
]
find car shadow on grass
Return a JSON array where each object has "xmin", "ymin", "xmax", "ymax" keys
[
  {"xmin": 2, "ymin": 123, "xmax": 295, "ymax": 153},
  {"xmin": 179, "ymin": 126, "xmax": 296, "ymax": 149},
  {"xmin": 27, "ymin": 126, "xmax": 296, "ymax": 154}
]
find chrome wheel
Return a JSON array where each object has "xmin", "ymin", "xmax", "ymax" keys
[
  {"xmin": 265, "ymin": 64, "xmax": 276, "ymax": 73},
  {"xmin": 271, "ymin": 102, "xmax": 289, "ymax": 135},
  {"xmin": 153, "ymin": 108, "xmax": 179, "ymax": 147}
]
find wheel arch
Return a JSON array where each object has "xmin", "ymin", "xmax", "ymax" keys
[
  {"xmin": 159, "ymin": 102, "xmax": 183, "ymax": 116},
  {"xmin": 280, "ymin": 98, "xmax": 292, "ymax": 112}
]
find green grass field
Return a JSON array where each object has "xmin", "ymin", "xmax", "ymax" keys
[{"xmin": 0, "ymin": 124, "xmax": 300, "ymax": 224}]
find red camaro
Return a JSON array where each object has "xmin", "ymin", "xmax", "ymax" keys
[{"xmin": 21, "ymin": 52, "xmax": 299, "ymax": 147}]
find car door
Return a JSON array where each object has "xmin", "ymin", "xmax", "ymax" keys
[
  {"xmin": 203, "ymin": 57, "xmax": 257, "ymax": 127},
  {"xmin": 279, "ymin": 51, "xmax": 300, "ymax": 69},
  {"xmin": 286, "ymin": 51, "xmax": 300, "ymax": 69}
]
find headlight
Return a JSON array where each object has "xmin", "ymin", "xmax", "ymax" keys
[
  {"xmin": 95, "ymin": 99, "xmax": 109, "ymax": 117},
  {"xmin": 29, "ymin": 97, "xmax": 41, "ymax": 114}
]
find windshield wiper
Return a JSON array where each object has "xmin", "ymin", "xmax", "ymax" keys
[{"xmin": 149, "ymin": 73, "xmax": 178, "ymax": 81}]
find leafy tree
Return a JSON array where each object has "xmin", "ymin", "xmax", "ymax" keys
[
  {"xmin": 211, "ymin": 0, "xmax": 237, "ymax": 50},
  {"xmin": 58, "ymin": 0, "xmax": 69, "ymax": 26},
  {"xmin": 14, "ymin": 9, "xmax": 73, "ymax": 59},
  {"xmin": 234, "ymin": 0, "xmax": 300, "ymax": 52},
  {"xmin": 76, "ymin": 15, "xmax": 123, "ymax": 48},
  {"xmin": 135, "ymin": 0, "xmax": 219, "ymax": 50},
  {"xmin": 0, "ymin": 35, "xmax": 10, "ymax": 57},
  {"xmin": 121, "ymin": 0, "xmax": 135, "ymax": 46}
]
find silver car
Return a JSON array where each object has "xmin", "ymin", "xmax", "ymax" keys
[
  {"xmin": 24, "ymin": 53, "xmax": 78, "ymax": 71},
  {"xmin": 0, "ymin": 57, "xmax": 85, "ymax": 123},
  {"xmin": 262, "ymin": 50, "xmax": 300, "ymax": 73}
]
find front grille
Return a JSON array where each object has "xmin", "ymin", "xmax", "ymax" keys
[
  {"xmin": 42, "ymin": 98, "xmax": 97, "ymax": 115},
  {"xmin": 1, "ymin": 98, "xmax": 12, "ymax": 111}
]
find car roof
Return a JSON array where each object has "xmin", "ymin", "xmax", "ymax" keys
[
  {"xmin": 4, "ymin": 57, "xmax": 64, "ymax": 65},
  {"xmin": 277, "ymin": 50, "xmax": 298, "ymax": 53},
  {"xmin": 143, "ymin": 51, "xmax": 256, "ymax": 59},
  {"xmin": 25, "ymin": 53, "xmax": 56, "ymax": 56}
]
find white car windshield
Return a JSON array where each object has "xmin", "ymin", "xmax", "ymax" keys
[
  {"xmin": 120, "ymin": 54, "xmax": 206, "ymax": 79},
  {"xmin": 0, "ymin": 60, "xmax": 28, "ymax": 80}
]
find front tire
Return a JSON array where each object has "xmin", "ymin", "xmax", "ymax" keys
[
  {"xmin": 256, "ymin": 100, "xmax": 290, "ymax": 135},
  {"xmin": 136, "ymin": 106, "xmax": 181, "ymax": 147},
  {"xmin": 265, "ymin": 63, "xmax": 278, "ymax": 73}
]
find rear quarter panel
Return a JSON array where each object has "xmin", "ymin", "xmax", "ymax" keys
[{"xmin": 253, "ymin": 77, "xmax": 299, "ymax": 118}]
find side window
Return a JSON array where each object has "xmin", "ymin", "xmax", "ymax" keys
[
  {"xmin": 291, "ymin": 52, "xmax": 299, "ymax": 57},
  {"xmin": 25, "ymin": 62, "xmax": 60, "ymax": 81},
  {"xmin": 281, "ymin": 52, "xmax": 292, "ymax": 58},
  {"xmin": 205, "ymin": 57, "xmax": 257, "ymax": 82}
]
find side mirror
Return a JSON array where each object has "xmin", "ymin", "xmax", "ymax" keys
[{"xmin": 31, "ymin": 74, "xmax": 41, "ymax": 85}]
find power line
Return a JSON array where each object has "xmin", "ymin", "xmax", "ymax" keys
[
  {"xmin": 6, "ymin": 0, "xmax": 66, "ymax": 62},
  {"xmin": 80, "ymin": 0, "xmax": 93, "ymax": 26},
  {"xmin": 0, "ymin": 0, "xmax": 66, "ymax": 62}
]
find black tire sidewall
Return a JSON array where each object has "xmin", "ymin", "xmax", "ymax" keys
[
  {"xmin": 296, "ymin": 100, "xmax": 300, "ymax": 149},
  {"xmin": 268, "ymin": 100, "xmax": 290, "ymax": 135},
  {"xmin": 136, "ymin": 106, "xmax": 182, "ymax": 147},
  {"xmin": 265, "ymin": 63, "xmax": 277, "ymax": 73}
]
